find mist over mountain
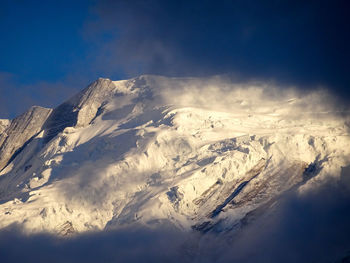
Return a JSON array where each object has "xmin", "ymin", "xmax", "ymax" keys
[
  {"xmin": 1, "ymin": 1, "xmax": 349, "ymax": 119},
  {"xmin": 0, "ymin": 75, "xmax": 349, "ymax": 262}
]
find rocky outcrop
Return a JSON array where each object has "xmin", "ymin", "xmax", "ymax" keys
[
  {"xmin": 0, "ymin": 106, "xmax": 52, "ymax": 171},
  {"xmin": 0, "ymin": 119, "xmax": 10, "ymax": 134},
  {"xmin": 43, "ymin": 78, "xmax": 116, "ymax": 142},
  {"xmin": 0, "ymin": 78, "xmax": 119, "ymax": 170}
]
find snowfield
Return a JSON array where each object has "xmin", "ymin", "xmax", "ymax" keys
[{"xmin": 0, "ymin": 75, "xmax": 349, "ymax": 237}]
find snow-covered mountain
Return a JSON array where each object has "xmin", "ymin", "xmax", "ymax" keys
[{"xmin": 0, "ymin": 75, "xmax": 349, "ymax": 239}]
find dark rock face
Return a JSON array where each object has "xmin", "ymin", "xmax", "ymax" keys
[
  {"xmin": 43, "ymin": 78, "xmax": 116, "ymax": 143},
  {"xmin": 42, "ymin": 99, "xmax": 79, "ymax": 144},
  {"xmin": 0, "ymin": 106, "xmax": 52, "ymax": 171}
]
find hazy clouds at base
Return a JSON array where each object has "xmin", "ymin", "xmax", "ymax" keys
[
  {"xmin": 215, "ymin": 166, "xmax": 350, "ymax": 263},
  {"xmin": 0, "ymin": 225, "xmax": 187, "ymax": 263},
  {"xmin": 1, "ymin": 167, "xmax": 350, "ymax": 263}
]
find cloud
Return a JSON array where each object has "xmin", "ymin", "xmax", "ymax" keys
[
  {"xmin": 0, "ymin": 224, "xmax": 188, "ymax": 263},
  {"xmin": 1, "ymin": 166, "xmax": 350, "ymax": 263},
  {"xmin": 2, "ymin": 1, "xmax": 349, "ymax": 119},
  {"xmin": 211, "ymin": 165, "xmax": 350, "ymax": 263},
  {"xmin": 0, "ymin": 72, "xmax": 85, "ymax": 119},
  {"xmin": 83, "ymin": 0, "xmax": 350, "ymax": 102}
]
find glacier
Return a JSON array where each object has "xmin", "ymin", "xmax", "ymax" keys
[{"xmin": 0, "ymin": 75, "xmax": 349, "ymax": 261}]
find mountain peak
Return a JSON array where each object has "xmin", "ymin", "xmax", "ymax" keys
[{"xmin": 0, "ymin": 76, "xmax": 348, "ymax": 245}]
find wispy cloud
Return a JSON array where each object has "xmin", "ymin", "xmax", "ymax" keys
[
  {"xmin": 0, "ymin": 72, "xmax": 86, "ymax": 119},
  {"xmin": 82, "ymin": 0, "xmax": 350, "ymax": 103}
]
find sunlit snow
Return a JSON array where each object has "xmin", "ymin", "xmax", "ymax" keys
[{"xmin": 0, "ymin": 75, "xmax": 349, "ymax": 235}]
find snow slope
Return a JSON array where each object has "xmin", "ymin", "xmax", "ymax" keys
[{"xmin": 0, "ymin": 75, "xmax": 349, "ymax": 236}]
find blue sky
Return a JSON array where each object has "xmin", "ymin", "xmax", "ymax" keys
[
  {"xmin": 1, "ymin": 0, "xmax": 349, "ymax": 118},
  {"xmin": 1, "ymin": 1, "xmax": 89, "ymax": 82}
]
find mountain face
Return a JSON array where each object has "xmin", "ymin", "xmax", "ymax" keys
[
  {"xmin": 0, "ymin": 106, "xmax": 52, "ymax": 171},
  {"xmin": 0, "ymin": 75, "xmax": 349, "ymax": 239}
]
